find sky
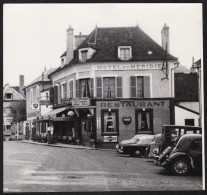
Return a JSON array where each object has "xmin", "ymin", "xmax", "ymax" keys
[{"xmin": 3, "ymin": 3, "xmax": 203, "ymax": 86}]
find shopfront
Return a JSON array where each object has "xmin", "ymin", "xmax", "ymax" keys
[{"xmin": 95, "ymin": 99, "xmax": 174, "ymax": 149}]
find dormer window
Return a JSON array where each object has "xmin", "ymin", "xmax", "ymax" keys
[
  {"xmin": 81, "ymin": 50, "xmax": 88, "ymax": 62},
  {"xmin": 5, "ymin": 93, "xmax": 12, "ymax": 100},
  {"xmin": 118, "ymin": 46, "xmax": 132, "ymax": 61}
]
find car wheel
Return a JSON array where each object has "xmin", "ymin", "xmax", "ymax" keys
[{"xmin": 171, "ymin": 158, "xmax": 191, "ymax": 176}]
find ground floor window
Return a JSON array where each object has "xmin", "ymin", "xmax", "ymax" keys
[
  {"xmin": 135, "ymin": 109, "xmax": 153, "ymax": 134},
  {"xmin": 185, "ymin": 119, "xmax": 195, "ymax": 126},
  {"xmin": 101, "ymin": 109, "xmax": 119, "ymax": 135}
]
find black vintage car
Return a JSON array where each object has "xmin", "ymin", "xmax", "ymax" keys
[
  {"xmin": 160, "ymin": 134, "xmax": 202, "ymax": 176},
  {"xmin": 122, "ymin": 135, "xmax": 155, "ymax": 157}
]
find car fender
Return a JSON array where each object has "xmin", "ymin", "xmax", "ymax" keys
[{"xmin": 167, "ymin": 152, "xmax": 194, "ymax": 168}]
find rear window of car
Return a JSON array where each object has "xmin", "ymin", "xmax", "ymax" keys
[{"xmin": 138, "ymin": 136, "xmax": 155, "ymax": 144}]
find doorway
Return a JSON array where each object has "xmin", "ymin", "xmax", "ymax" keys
[{"xmin": 81, "ymin": 119, "xmax": 92, "ymax": 146}]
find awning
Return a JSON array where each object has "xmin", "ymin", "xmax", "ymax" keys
[{"xmin": 43, "ymin": 107, "xmax": 66, "ymax": 118}]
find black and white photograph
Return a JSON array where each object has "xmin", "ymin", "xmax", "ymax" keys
[{"xmin": 3, "ymin": 2, "xmax": 205, "ymax": 193}]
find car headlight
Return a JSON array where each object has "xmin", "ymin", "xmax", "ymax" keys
[{"xmin": 116, "ymin": 144, "xmax": 119, "ymax": 149}]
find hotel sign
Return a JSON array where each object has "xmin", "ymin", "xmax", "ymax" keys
[
  {"xmin": 97, "ymin": 63, "xmax": 162, "ymax": 71},
  {"xmin": 72, "ymin": 98, "xmax": 90, "ymax": 107}
]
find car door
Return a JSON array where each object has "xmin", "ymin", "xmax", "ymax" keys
[{"xmin": 188, "ymin": 139, "xmax": 202, "ymax": 170}]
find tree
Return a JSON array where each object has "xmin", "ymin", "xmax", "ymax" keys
[{"xmin": 12, "ymin": 101, "xmax": 26, "ymax": 123}]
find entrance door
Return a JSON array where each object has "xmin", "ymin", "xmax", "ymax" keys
[{"xmin": 81, "ymin": 119, "xmax": 92, "ymax": 146}]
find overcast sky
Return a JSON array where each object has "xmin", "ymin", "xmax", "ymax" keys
[{"xmin": 3, "ymin": 3, "xmax": 203, "ymax": 86}]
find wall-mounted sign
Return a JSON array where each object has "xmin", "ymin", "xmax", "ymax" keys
[
  {"xmin": 122, "ymin": 116, "xmax": 132, "ymax": 124},
  {"xmin": 40, "ymin": 100, "xmax": 50, "ymax": 105},
  {"xmin": 72, "ymin": 98, "xmax": 90, "ymax": 107},
  {"xmin": 32, "ymin": 103, "xmax": 39, "ymax": 110},
  {"xmin": 97, "ymin": 118, "xmax": 101, "ymax": 129},
  {"xmin": 104, "ymin": 136, "xmax": 117, "ymax": 142}
]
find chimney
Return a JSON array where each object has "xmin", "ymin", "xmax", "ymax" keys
[
  {"xmin": 66, "ymin": 25, "xmax": 74, "ymax": 64},
  {"xmin": 19, "ymin": 75, "xmax": 24, "ymax": 96},
  {"xmin": 161, "ymin": 23, "xmax": 170, "ymax": 52}
]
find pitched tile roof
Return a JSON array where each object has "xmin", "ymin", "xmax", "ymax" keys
[
  {"xmin": 24, "ymin": 68, "xmax": 56, "ymax": 89},
  {"xmin": 175, "ymin": 73, "xmax": 198, "ymax": 102},
  {"xmin": 49, "ymin": 26, "xmax": 177, "ymax": 76}
]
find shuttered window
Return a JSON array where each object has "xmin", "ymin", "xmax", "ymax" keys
[
  {"xmin": 96, "ymin": 77, "xmax": 102, "ymax": 98},
  {"xmin": 75, "ymin": 80, "xmax": 79, "ymax": 98},
  {"xmin": 80, "ymin": 79, "xmax": 90, "ymax": 97},
  {"xmin": 90, "ymin": 78, "xmax": 94, "ymax": 98},
  {"xmin": 69, "ymin": 80, "xmax": 73, "ymax": 98},
  {"xmin": 49, "ymin": 87, "xmax": 54, "ymax": 105},
  {"xmin": 54, "ymin": 86, "xmax": 58, "ymax": 105},
  {"xmin": 103, "ymin": 78, "xmax": 115, "ymax": 98},
  {"xmin": 116, "ymin": 77, "xmax": 122, "ymax": 98},
  {"xmin": 130, "ymin": 76, "xmax": 150, "ymax": 98}
]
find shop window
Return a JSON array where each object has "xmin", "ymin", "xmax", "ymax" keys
[
  {"xmin": 118, "ymin": 46, "xmax": 132, "ymax": 61},
  {"xmin": 103, "ymin": 77, "xmax": 115, "ymax": 98},
  {"xmin": 136, "ymin": 109, "xmax": 153, "ymax": 134},
  {"xmin": 80, "ymin": 79, "xmax": 90, "ymax": 97},
  {"xmin": 101, "ymin": 109, "xmax": 119, "ymax": 135},
  {"xmin": 5, "ymin": 93, "xmax": 12, "ymax": 100}
]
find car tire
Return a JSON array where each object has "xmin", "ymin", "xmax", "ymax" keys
[{"xmin": 171, "ymin": 158, "xmax": 191, "ymax": 176}]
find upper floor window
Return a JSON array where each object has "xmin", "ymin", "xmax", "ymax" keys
[
  {"xmin": 81, "ymin": 50, "xmax": 88, "ymax": 62},
  {"xmin": 5, "ymin": 93, "xmax": 12, "ymax": 100},
  {"xmin": 61, "ymin": 83, "xmax": 67, "ymax": 100},
  {"xmin": 103, "ymin": 77, "xmax": 115, "ymax": 98},
  {"xmin": 118, "ymin": 46, "xmax": 132, "ymax": 61},
  {"xmin": 69, "ymin": 80, "xmax": 74, "ymax": 98},
  {"xmin": 30, "ymin": 88, "xmax": 33, "ymax": 106},
  {"xmin": 80, "ymin": 79, "xmax": 90, "ymax": 97},
  {"xmin": 5, "ymin": 107, "xmax": 13, "ymax": 117},
  {"xmin": 130, "ymin": 76, "xmax": 150, "ymax": 98}
]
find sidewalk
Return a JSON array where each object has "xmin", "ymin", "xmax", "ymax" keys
[{"xmin": 22, "ymin": 140, "xmax": 115, "ymax": 152}]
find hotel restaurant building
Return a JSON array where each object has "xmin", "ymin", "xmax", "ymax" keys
[{"xmin": 45, "ymin": 24, "xmax": 178, "ymax": 148}]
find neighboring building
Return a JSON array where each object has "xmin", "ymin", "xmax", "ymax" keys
[
  {"xmin": 24, "ymin": 68, "xmax": 56, "ymax": 139},
  {"xmin": 47, "ymin": 24, "xmax": 178, "ymax": 148},
  {"xmin": 174, "ymin": 71, "xmax": 199, "ymax": 126},
  {"xmin": 3, "ymin": 75, "xmax": 26, "ymax": 140}
]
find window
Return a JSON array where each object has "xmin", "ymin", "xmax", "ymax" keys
[
  {"xmin": 185, "ymin": 119, "xmax": 195, "ymax": 126},
  {"xmin": 101, "ymin": 109, "xmax": 119, "ymax": 135},
  {"xmin": 30, "ymin": 88, "xmax": 33, "ymax": 106},
  {"xmin": 103, "ymin": 77, "xmax": 115, "ymax": 98},
  {"xmin": 80, "ymin": 79, "xmax": 90, "ymax": 97},
  {"xmin": 69, "ymin": 80, "xmax": 73, "ymax": 98},
  {"xmin": 130, "ymin": 76, "xmax": 150, "ymax": 98},
  {"xmin": 5, "ymin": 93, "xmax": 12, "ymax": 100},
  {"xmin": 81, "ymin": 50, "xmax": 88, "ymax": 62},
  {"xmin": 61, "ymin": 83, "xmax": 67, "ymax": 100},
  {"xmin": 136, "ymin": 109, "xmax": 153, "ymax": 134},
  {"xmin": 5, "ymin": 107, "xmax": 13, "ymax": 117},
  {"xmin": 189, "ymin": 140, "xmax": 202, "ymax": 151},
  {"xmin": 137, "ymin": 77, "xmax": 144, "ymax": 98},
  {"xmin": 118, "ymin": 46, "xmax": 132, "ymax": 61}
]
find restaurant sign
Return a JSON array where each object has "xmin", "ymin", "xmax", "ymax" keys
[
  {"xmin": 40, "ymin": 100, "xmax": 50, "ymax": 105},
  {"xmin": 72, "ymin": 98, "xmax": 90, "ymax": 107},
  {"xmin": 104, "ymin": 136, "xmax": 117, "ymax": 142}
]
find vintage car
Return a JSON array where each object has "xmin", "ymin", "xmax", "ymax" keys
[
  {"xmin": 147, "ymin": 134, "xmax": 162, "ymax": 158},
  {"xmin": 116, "ymin": 134, "xmax": 146, "ymax": 153},
  {"xmin": 160, "ymin": 134, "xmax": 202, "ymax": 176},
  {"xmin": 122, "ymin": 135, "xmax": 155, "ymax": 157}
]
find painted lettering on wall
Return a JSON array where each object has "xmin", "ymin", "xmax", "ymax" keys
[
  {"xmin": 100, "ymin": 101, "xmax": 166, "ymax": 108},
  {"xmin": 97, "ymin": 64, "xmax": 162, "ymax": 70}
]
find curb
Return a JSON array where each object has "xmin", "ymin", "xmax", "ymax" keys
[{"xmin": 21, "ymin": 140, "xmax": 116, "ymax": 152}]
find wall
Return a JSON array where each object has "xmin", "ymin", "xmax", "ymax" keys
[
  {"xmin": 95, "ymin": 99, "xmax": 171, "ymax": 143},
  {"xmin": 175, "ymin": 106, "xmax": 199, "ymax": 126},
  {"xmin": 177, "ymin": 102, "xmax": 199, "ymax": 112}
]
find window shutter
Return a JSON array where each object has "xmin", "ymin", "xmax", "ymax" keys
[
  {"xmin": 64, "ymin": 83, "xmax": 67, "ymax": 99},
  {"xmin": 130, "ymin": 76, "xmax": 136, "ymax": 98},
  {"xmin": 53, "ymin": 86, "xmax": 58, "ymax": 105},
  {"xmin": 116, "ymin": 77, "xmax": 122, "ymax": 98},
  {"xmin": 96, "ymin": 77, "xmax": 102, "ymax": 98},
  {"xmin": 144, "ymin": 76, "xmax": 150, "ymax": 98},
  {"xmin": 49, "ymin": 87, "xmax": 54, "ymax": 105},
  {"xmin": 90, "ymin": 78, "xmax": 94, "ymax": 98},
  {"xmin": 75, "ymin": 80, "xmax": 79, "ymax": 98}
]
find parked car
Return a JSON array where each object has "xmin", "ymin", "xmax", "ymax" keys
[
  {"xmin": 160, "ymin": 134, "xmax": 202, "ymax": 176},
  {"xmin": 116, "ymin": 134, "xmax": 145, "ymax": 153},
  {"xmin": 147, "ymin": 134, "xmax": 162, "ymax": 158},
  {"xmin": 122, "ymin": 135, "xmax": 155, "ymax": 157}
]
